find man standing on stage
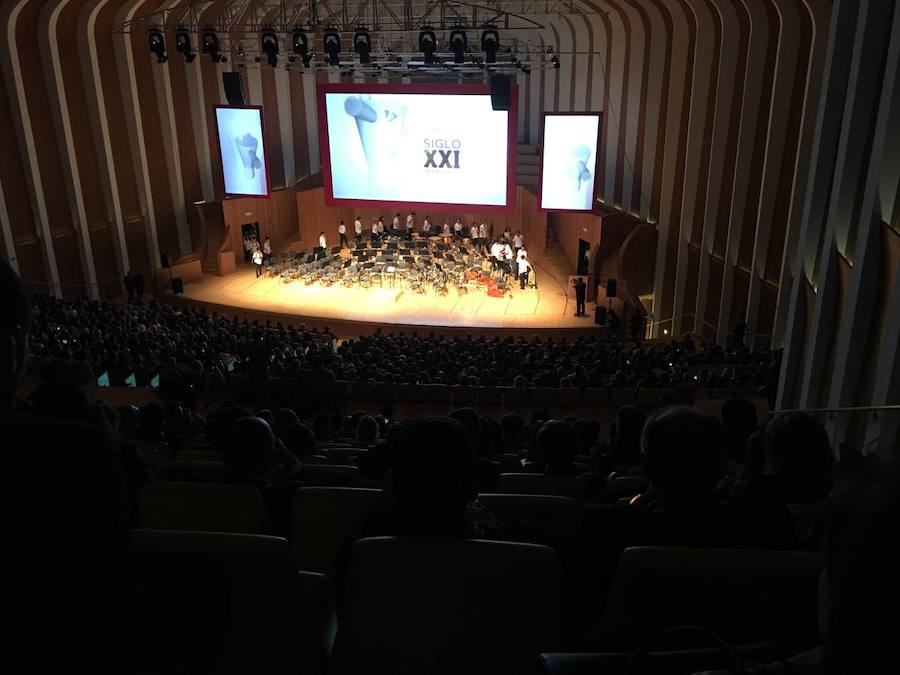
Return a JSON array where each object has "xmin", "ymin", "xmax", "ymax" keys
[
  {"xmin": 252, "ymin": 246, "xmax": 264, "ymax": 278},
  {"xmin": 371, "ymin": 220, "xmax": 379, "ymax": 244},
  {"xmin": 423, "ymin": 216, "xmax": 432, "ymax": 236},
  {"xmin": 392, "ymin": 213, "xmax": 401, "ymax": 233},
  {"xmin": 513, "ymin": 231, "xmax": 524, "ymax": 260},
  {"xmin": 470, "ymin": 222, "xmax": 478, "ymax": 244},
  {"xmin": 354, "ymin": 216, "xmax": 363, "ymax": 246},
  {"xmin": 453, "ymin": 218, "xmax": 463, "ymax": 241},
  {"xmin": 518, "ymin": 254, "xmax": 533, "ymax": 290},
  {"xmin": 263, "ymin": 236, "xmax": 272, "ymax": 264},
  {"xmin": 376, "ymin": 218, "xmax": 385, "ymax": 241},
  {"xmin": 406, "ymin": 212, "xmax": 415, "ymax": 237},
  {"xmin": 318, "ymin": 231, "xmax": 327, "ymax": 250},
  {"xmin": 574, "ymin": 277, "xmax": 587, "ymax": 317},
  {"xmin": 503, "ymin": 241, "xmax": 514, "ymax": 278},
  {"xmin": 479, "ymin": 222, "xmax": 488, "ymax": 252},
  {"xmin": 338, "ymin": 221, "xmax": 348, "ymax": 248}
]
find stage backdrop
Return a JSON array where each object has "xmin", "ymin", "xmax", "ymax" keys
[{"xmin": 295, "ymin": 184, "xmax": 547, "ymax": 264}]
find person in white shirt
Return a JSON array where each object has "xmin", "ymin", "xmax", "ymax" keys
[
  {"xmin": 252, "ymin": 247, "xmax": 264, "ymax": 278},
  {"xmin": 453, "ymin": 218, "xmax": 463, "ymax": 240},
  {"xmin": 423, "ymin": 216, "xmax": 432, "ymax": 235},
  {"xmin": 470, "ymin": 223, "xmax": 478, "ymax": 242},
  {"xmin": 442, "ymin": 220, "xmax": 451, "ymax": 236},
  {"xmin": 338, "ymin": 221, "xmax": 347, "ymax": 248},
  {"xmin": 371, "ymin": 220, "xmax": 379, "ymax": 243},
  {"xmin": 503, "ymin": 242, "xmax": 514, "ymax": 277},
  {"xmin": 513, "ymin": 231, "xmax": 524, "ymax": 258},
  {"xmin": 479, "ymin": 222, "xmax": 488, "ymax": 253},
  {"xmin": 490, "ymin": 240, "xmax": 503, "ymax": 273},
  {"xmin": 517, "ymin": 246, "xmax": 528, "ymax": 263},
  {"xmin": 318, "ymin": 231, "xmax": 327, "ymax": 249},
  {"xmin": 243, "ymin": 234, "xmax": 253, "ymax": 262},
  {"xmin": 392, "ymin": 213, "xmax": 400, "ymax": 232},
  {"xmin": 517, "ymin": 254, "xmax": 533, "ymax": 289},
  {"xmin": 406, "ymin": 213, "xmax": 415, "ymax": 239},
  {"xmin": 354, "ymin": 217, "xmax": 363, "ymax": 246},
  {"xmin": 262, "ymin": 236, "xmax": 272, "ymax": 264}
]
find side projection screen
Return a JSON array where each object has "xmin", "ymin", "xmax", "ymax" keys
[
  {"xmin": 539, "ymin": 113, "xmax": 601, "ymax": 212},
  {"xmin": 214, "ymin": 105, "xmax": 271, "ymax": 198},
  {"xmin": 317, "ymin": 83, "xmax": 517, "ymax": 211}
]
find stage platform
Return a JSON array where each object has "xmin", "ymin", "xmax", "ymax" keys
[{"xmin": 165, "ymin": 263, "xmax": 606, "ymax": 339}]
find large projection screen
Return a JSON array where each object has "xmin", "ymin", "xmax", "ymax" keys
[
  {"xmin": 539, "ymin": 112, "xmax": 601, "ymax": 212},
  {"xmin": 317, "ymin": 83, "xmax": 516, "ymax": 211},
  {"xmin": 214, "ymin": 105, "xmax": 271, "ymax": 198}
]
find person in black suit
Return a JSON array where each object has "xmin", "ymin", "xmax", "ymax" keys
[{"xmin": 574, "ymin": 277, "xmax": 587, "ymax": 317}]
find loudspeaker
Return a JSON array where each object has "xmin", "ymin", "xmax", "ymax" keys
[
  {"xmin": 160, "ymin": 252, "xmax": 170, "ymax": 269},
  {"xmin": 606, "ymin": 278, "xmax": 617, "ymax": 298},
  {"xmin": 223, "ymin": 72, "xmax": 245, "ymax": 105},
  {"xmin": 594, "ymin": 306, "xmax": 607, "ymax": 325},
  {"xmin": 171, "ymin": 277, "xmax": 184, "ymax": 295},
  {"xmin": 490, "ymin": 75, "xmax": 511, "ymax": 111}
]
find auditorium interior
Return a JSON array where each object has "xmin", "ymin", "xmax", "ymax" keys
[{"xmin": 0, "ymin": 0, "xmax": 898, "ymax": 673}]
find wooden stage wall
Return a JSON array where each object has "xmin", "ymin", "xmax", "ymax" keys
[
  {"xmin": 222, "ymin": 189, "xmax": 299, "ymax": 257},
  {"xmin": 295, "ymin": 186, "xmax": 549, "ymax": 264}
]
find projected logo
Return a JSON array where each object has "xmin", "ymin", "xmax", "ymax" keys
[{"xmin": 424, "ymin": 139, "xmax": 461, "ymax": 169}]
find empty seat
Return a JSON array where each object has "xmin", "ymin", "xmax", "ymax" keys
[
  {"xmin": 336, "ymin": 537, "xmax": 563, "ymax": 675},
  {"xmin": 497, "ymin": 473, "xmax": 589, "ymax": 501},
  {"xmin": 133, "ymin": 529, "xmax": 328, "ymax": 674},
  {"xmin": 138, "ymin": 482, "xmax": 272, "ymax": 534},
  {"xmin": 291, "ymin": 487, "xmax": 381, "ymax": 575},
  {"xmin": 603, "ymin": 547, "xmax": 825, "ymax": 649}
]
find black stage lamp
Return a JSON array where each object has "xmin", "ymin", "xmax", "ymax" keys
[
  {"xmin": 324, "ymin": 28, "xmax": 341, "ymax": 66},
  {"xmin": 148, "ymin": 29, "xmax": 167, "ymax": 63},
  {"xmin": 448, "ymin": 26, "xmax": 467, "ymax": 64},
  {"xmin": 175, "ymin": 29, "xmax": 195, "ymax": 63},
  {"xmin": 551, "ymin": 54, "xmax": 560, "ymax": 69},
  {"xmin": 201, "ymin": 30, "xmax": 222, "ymax": 62},
  {"xmin": 292, "ymin": 30, "xmax": 312, "ymax": 67},
  {"xmin": 260, "ymin": 30, "xmax": 279, "ymax": 67},
  {"xmin": 354, "ymin": 27, "xmax": 371, "ymax": 63},
  {"xmin": 481, "ymin": 28, "xmax": 499, "ymax": 63},
  {"xmin": 419, "ymin": 26, "xmax": 436, "ymax": 64}
]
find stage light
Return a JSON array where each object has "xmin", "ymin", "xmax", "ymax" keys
[
  {"xmin": 449, "ymin": 27, "xmax": 467, "ymax": 64},
  {"xmin": 201, "ymin": 30, "xmax": 222, "ymax": 62},
  {"xmin": 175, "ymin": 29, "xmax": 195, "ymax": 63},
  {"xmin": 324, "ymin": 28, "xmax": 341, "ymax": 66},
  {"xmin": 419, "ymin": 26, "xmax": 436, "ymax": 64},
  {"xmin": 260, "ymin": 30, "xmax": 279, "ymax": 67},
  {"xmin": 551, "ymin": 55, "xmax": 560, "ymax": 69},
  {"xmin": 148, "ymin": 29, "xmax": 167, "ymax": 63},
  {"xmin": 481, "ymin": 28, "xmax": 499, "ymax": 63},
  {"xmin": 354, "ymin": 27, "xmax": 370, "ymax": 63},
  {"xmin": 292, "ymin": 30, "xmax": 312, "ymax": 67}
]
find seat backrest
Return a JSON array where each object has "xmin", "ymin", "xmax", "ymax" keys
[
  {"xmin": 291, "ymin": 487, "xmax": 381, "ymax": 575},
  {"xmin": 300, "ymin": 454, "xmax": 332, "ymax": 465},
  {"xmin": 604, "ymin": 547, "xmax": 825, "ymax": 648},
  {"xmin": 163, "ymin": 460, "xmax": 225, "ymax": 482},
  {"xmin": 497, "ymin": 473, "xmax": 589, "ymax": 501},
  {"xmin": 132, "ymin": 529, "xmax": 322, "ymax": 674},
  {"xmin": 138, "ymin": 482, "xmax": 272, "ymax": 534},
  {"xmin": 477, "ymin": 493, "xmax": 581, "ymax": 559},
  {"xmin": 339, "ymin": 537, "xmax": 562, "ymax": 675}
]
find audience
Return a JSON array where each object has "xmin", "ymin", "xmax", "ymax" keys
[{"xmin": 8, "ymin": 261, "xmax": 896, "ymax": 675}]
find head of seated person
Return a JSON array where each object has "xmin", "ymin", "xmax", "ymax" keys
[
  {"xmin": 449, "ymin": 407, "xmax": 481, "ymax": 449},
  {"xmin": 764, "ymin": 411, "xmax": 833, "ymax": 503},
  {"xmin": 223, "ymin": 416, "xmax": 276, "ymax": 484},
  {"xmin": 29, "ymin": 379, "xmax": 90, "ymax": 423},
  {"xmin": 355, "ymin": 414, "xmax": 379, "ymax": 444},
  {"xmin": 537, "ymin": 419, "xmax": 579, "ymax": 475},
  {"xmin": 386, "ymin": 416, "xmax": 476, "ymax": 536},
  {"xmin": 272, "ymin": 407, "xmax": 300, "ymax": 438},
  {"xmin": 501, "ymin": 413, "xmax": 525, "ymax": 452},
  {"xmin": 641, "ymin": 406, "xmax": 724, "ymax": 508},
  {"xmin": 137, "ymin": 401, "xmax": 166, "ymax": 440},
  {"xmin": 311, "ymin": 412, "xmax": 332, "ymax": 441},
  {"xmin": 611, "ymin": 405, "xmax": 647, "ymax": 465},
  {"xmin": 282, "ymin": 422, "xmax": 318, "ymax": 457}
]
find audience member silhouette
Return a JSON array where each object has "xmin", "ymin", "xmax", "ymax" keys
[{"xmin": 536, "ymin": 419, "xmax": 580, "ymax": 475}]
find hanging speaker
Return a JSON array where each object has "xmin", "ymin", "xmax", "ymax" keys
[
  {"xmin": 490, "ymin": 75, "xmax": 511, "ymax": 111},
  {"xmin": 223, "ymin": 72, "xmax": 245, "ymax": 105},
  {"xmin": 606, "ymin": 278, "xmax": 617, "ymax": 298}
]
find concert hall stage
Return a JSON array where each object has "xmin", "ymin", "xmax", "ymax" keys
[{"xmin": 166, "ymin": 262, "xmax": 603, "ymax": 338}]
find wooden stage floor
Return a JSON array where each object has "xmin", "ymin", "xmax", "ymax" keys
[{"xmin": 170, "ymin": 263, "xmax": 604, "ymax": 337}]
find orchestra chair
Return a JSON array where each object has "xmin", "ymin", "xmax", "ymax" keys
[
  {"xmin": 133, "ymin": 529, "xmax": 329, "ymax": 675},
  {"xmin": 291, "ymin": 487, "xmax": 381, "ymax": 575},
  {"xmin": 138, "ymin": 482, "xmax": 272, "ymax": 535},
  {"xmin": 334, "ymin": 537, "xmax": 563, "ymax": 675}
]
